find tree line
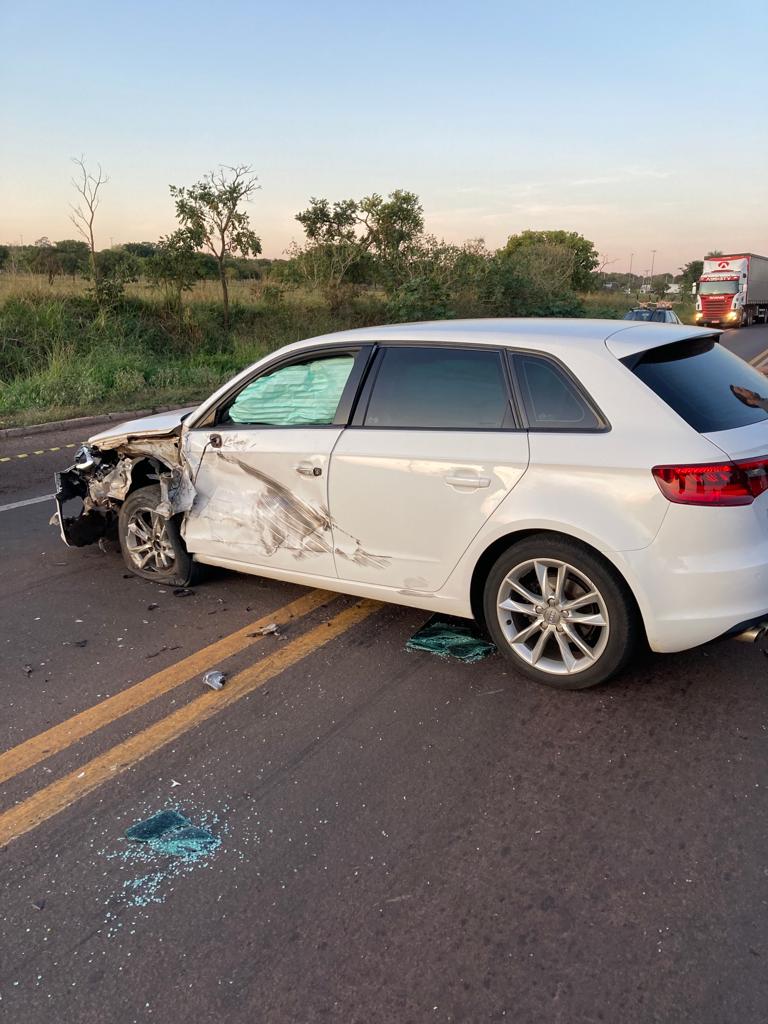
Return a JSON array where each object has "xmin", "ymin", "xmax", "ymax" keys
[{"xmin": 1, "ymin": 159, "xmax": 696, "ymax": 329}]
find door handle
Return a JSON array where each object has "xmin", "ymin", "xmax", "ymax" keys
[
  {"xmin": 209, "ymin": 433, "xmax": 222, "ymax": 449},
  {"xmin": 445, "ymin": 475, "xmax": 491, "ymax": 489},
  {"xmin": 296, "ymin": 462, "xmax": 322, "ymax": 477}
]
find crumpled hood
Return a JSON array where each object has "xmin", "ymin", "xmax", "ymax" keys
[{"xmin": 88, "ymin": 407, "xmax": 197, "ymax": 449}]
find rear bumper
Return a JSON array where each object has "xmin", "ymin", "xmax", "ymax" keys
[{"xmin": 618, "ymin": 501, "xmax": 768, "ymax": 653}]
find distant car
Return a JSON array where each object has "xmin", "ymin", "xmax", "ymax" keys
[
  {"xmin": 624, "ymin": 307, "xmax": 681, "ymax": 324},
  {"xmin": 54, "ymin": 318, "xmax": 768, "ymax": 690}
]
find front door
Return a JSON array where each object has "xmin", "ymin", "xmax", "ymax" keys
[
  {"xmin": 182, "ymin": 350, "xmax": 360, "ymax": 577},
  {"xmin": 328, "ymin": 345, "xmax": 530, "ymax": 592}
]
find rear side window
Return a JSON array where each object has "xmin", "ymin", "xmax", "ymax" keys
[
  {"xmin": 513, "ymin": 354, "xmax": 602, "ymax": 430},
  {"xmin": 362, "ymin": 346, "xmax": 512, "ymax": 429},
  {"xmin": 630, "ymin": 339, "xmax": 768, "ymax": 433}
]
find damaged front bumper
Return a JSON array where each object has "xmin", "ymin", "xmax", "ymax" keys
[
  {"xmin": 52, "ymin": 440, "xmax": 196, "ymax": 548},
  {"xmin": 54, "ymin": 462, "xmax": 113, "ymax": 546}
]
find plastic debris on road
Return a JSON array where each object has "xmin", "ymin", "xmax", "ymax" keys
[
  {"xmin": 203, "ymin": 669, "xmax": 226, "ymax": 690},
  {"xmin": 247, "ymin": 622, "xmax": 280, "ymax": 637},
  {"xmin": 406, "ymin": 615, "xmax": 496, "ymax": 663}
]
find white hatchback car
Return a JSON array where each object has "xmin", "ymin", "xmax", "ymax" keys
[{"xmin": 54, "ymin": 319, "xmax": 768, "ymax": 688}]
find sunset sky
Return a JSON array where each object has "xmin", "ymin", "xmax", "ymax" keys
[{"xmin": 2, "ymin": 0, "xmax": 766, "ymax": 274}]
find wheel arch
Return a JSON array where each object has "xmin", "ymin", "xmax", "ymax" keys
[
  {"xmin": 469, "ymin": 528, "xmax": 645, "ymax": 636},
  {"xmin": 124, "ymin": 455, "xmax": 175, "ymax": 497}
]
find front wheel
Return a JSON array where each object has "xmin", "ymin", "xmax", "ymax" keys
[
  {"xmin": 482, "ymin": 535, "xmax": 640, "ymax": 689},
  {"xmin": 118, "ymin": 485, "xmax": 199, "ymax": 586}
]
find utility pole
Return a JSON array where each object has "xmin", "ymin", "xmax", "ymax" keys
[
  {"xmin": 628, "ymin": 252, "xmax": 634, "ymax": 293},
  {"xmin": 650, "ymin": 249, "xmax": 657, "ymax": 291}
]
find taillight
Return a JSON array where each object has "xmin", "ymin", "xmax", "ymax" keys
[{"xmin": 652, "ymin": 456, "xmax": 768, "ymax": 506}]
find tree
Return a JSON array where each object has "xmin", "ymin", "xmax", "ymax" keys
[
  {"xmin": 55, "ymin": 239, "xmax": 91, "ymax": 280},
  {"xmin": 706, "ymin": 249, "xmax": 723, "ymax": 258},
  {"xmin": 0, "ymin": 245, "xmax": 9, "ymax": 272},
  {"xmin": 70, "ymin": 156, "xmax": 108, "ymax": 303},
  {"xmin": 94, "ymin": 247, "xmax": 141, "ymax": 307},
  {"xmin": 30, "ymin": 237, "xmax": 61, "ymax": 284},
  {"xmin": 148, "ymin": 230, "xmax": 198, "ymax": 310},
  {"xmin": 484, "ymin": 242, "xmax": 583, "ymax": 317},
  {"xmin": 123, "ymin": 241, "xmax": 158, "ymax": 259},
  {"xmin": 293, "ymin": 197, "xmax": 368, "ymax": 295},
  {"xmin": 293, "ymin": 189, "xmax": 424, "ymax": 297},
  {"xmin": 170, "ymin": 165, "xmax": 262, "ymax": 329},
  {"xmin": 501, "ymin": 230, "xmax": 599, "ymax": 291},
  {"xmin": 358, "ymin": 190, "xmax": 424, "ymax": 286},
  {"xmin": 679, "ymin": 259, "xmax": 703, "ymax": 294}
]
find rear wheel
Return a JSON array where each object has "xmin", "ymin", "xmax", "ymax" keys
[
  {"xmin": 482, "ymin": 535, "xmax": 640, "ymax": 689},
  {"xmin": 118, "ymin": 485, "xmax": 199, "ymax": 586}
]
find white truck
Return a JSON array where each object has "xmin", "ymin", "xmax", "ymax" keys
[{"xmin": 694, "ymin": 253, "xmax": 768, "ymax": 328}]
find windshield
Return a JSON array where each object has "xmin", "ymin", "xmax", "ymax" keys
[
  {"xmin": 624, "ymin": 309, "xmax": 654, "ymax": 321},
  {"xmin": 699, "ymin": 280, "xmax": 739, "ymax": 295}
]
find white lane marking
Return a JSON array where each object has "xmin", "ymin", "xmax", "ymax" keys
[{"xmin": 0, "ymin": 494, "xmax": 55, "ymax": 514}]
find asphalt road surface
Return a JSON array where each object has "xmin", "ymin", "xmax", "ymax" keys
[{"xmin": 2, "ymin": 325, "xmax": 768, "ymax": 1024}]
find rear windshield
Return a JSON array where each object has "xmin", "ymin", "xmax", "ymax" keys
[{"xmin": 630, "ymin": 338, "xmax": 768, "ymax": 433}]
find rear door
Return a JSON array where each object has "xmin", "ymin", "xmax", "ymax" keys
[
  {"xmin": 182, "ymin": 347, "xmax": 367, "ymax": 577},
  {"xmin": 328, "ymin": 344, "xmax": 529, "ymax": 592}
]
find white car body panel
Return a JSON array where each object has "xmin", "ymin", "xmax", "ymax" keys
[
  {"xmin": 89, "ymin": 408, "xmax": 196, "ymax": 447},
  {"xmin": 704, "ymin": 419, "xmax": 768, "ymax": 461},
  {"xmin": 328, "ymin": 428, "xmax": 529, "ymax": 591}
]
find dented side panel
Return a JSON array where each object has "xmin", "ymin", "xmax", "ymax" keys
[{"xmin": 180, "ymin": 427, "xmax": 343, "ymax": 578}]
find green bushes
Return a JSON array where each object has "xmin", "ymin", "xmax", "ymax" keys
[
  {"xmin": 0, "ymin": 276, "xmax": 691, "ymax": 427},
  {"xmin": 0, "ymin": 285, "xmax": 391, "ymax": 425}
]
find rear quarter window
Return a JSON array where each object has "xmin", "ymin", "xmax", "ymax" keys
[
  {"xmin": 629, "ymin": 338, "xmax": 768, "ymax": 432},
  {"xmin": 513, "ymin": 354, "xmax": 603, "ymax": 431}
]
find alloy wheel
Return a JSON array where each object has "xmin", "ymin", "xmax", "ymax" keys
[
  {"xmin": 125, "ymin": 506, "xmax": 176, "ymax": 574},
  {"xmin": 496, "ymin": 557, "xmax": 610, "ymax": 676}
]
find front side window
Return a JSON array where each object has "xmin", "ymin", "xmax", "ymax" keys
[
  {"xmin": 514, "ymin": 354, "xmax": 602, "ymax": 430},
  {"xmin": 363, "ymin": 346, "xmax": 511, "ymax": 429},
  {"xmin": 226, "ymin": 355, "xmax": 354, "ymax": 426}
]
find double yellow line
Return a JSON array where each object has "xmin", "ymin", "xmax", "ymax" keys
[{"xmin": 0, "ymin": 590, "xmax": 380, "ymax": 847}]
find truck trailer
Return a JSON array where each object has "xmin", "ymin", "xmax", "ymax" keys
[{"xmin": 694, "ymin": 253, "xmax": 768, "ymax": 328}]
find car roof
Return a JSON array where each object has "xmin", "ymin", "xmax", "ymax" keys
[{"xmin": 293, "ymin": 317, "xmax": 717, "ymax": 360}]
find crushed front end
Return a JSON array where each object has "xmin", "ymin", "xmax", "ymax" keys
[
  {"xmin": 53, "ymin": 444, "xmax": 124, "ymax": 546},
  {"xmin": 53, "ymin": 436, "xmax": 196, "ymax": 548}
]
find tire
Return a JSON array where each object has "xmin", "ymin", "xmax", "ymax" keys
[
  {"xmin": 482, "ymin": 534, "xmax": 640, "ymax": 690},
  {"xmin": 118, "ymin": 484, "xmax": 200, "ymax": 587}
]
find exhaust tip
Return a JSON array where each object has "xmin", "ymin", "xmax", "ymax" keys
[{"xmin": 734, "ymin": 622, "xmax": 768, "ymax": 643}]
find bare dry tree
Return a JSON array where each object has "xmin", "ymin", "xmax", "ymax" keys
[{"xmin": 70, "ymin": 156, "xmax": 109, "ymax": 295}]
